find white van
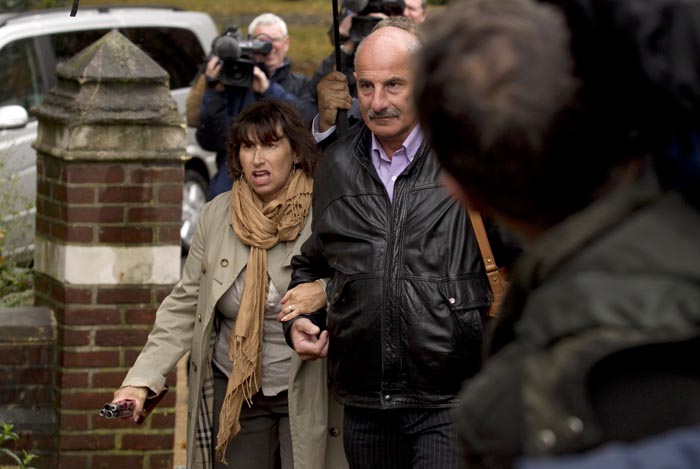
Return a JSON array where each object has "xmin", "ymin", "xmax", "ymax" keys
[{"xmin": 0, "ymin": 6, "xmax": 219, "ymax": 259}]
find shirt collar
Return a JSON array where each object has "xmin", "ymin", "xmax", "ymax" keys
[{"xmin": 371, "ymin": 125, "xmax": 425, "ymax": 163}]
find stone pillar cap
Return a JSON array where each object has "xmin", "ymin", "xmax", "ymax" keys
[
  {"xmin": 58, "ymin": 29, "xmax": 169, "ymax": 85},
  {"xmin": 33, "ymin": 29, "xmax": 186, "ymax": 161}
]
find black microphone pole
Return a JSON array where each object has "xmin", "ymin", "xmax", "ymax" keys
[{"xmin": 332, "ymin": 0, "xmax": 349, "ymax": 138}]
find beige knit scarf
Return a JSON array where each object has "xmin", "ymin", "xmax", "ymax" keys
[{"xmin": 215, "ymin": 169, "xmax": 312, "ymax": 463}]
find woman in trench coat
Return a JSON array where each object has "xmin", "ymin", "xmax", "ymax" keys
[{"xmin": 111, "ymin": 100, "xmax": 344, "ymax": 469}]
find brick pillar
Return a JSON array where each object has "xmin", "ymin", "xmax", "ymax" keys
[{"xmin": 32, "ymin": 30, "xmax": 185, "ymax": 469}]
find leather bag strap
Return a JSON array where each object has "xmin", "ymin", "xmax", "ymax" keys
[{"xmin": 467, "ymin": 208, "xmax": 507, "ymax": 317}]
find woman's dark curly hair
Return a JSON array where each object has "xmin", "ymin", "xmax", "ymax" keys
[{"xmin": 226, "ymin": 100, "xmax": 319, "ymax": 179}]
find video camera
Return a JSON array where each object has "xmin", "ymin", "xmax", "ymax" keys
[
  {"xmin": 343, "ymin": 0, "xmax": 406, "ymax": 44},
  {"xmin": 212, "ymin": 27, "xmax": 272, "ymax": 88}
]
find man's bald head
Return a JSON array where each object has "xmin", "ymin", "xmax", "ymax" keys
[{"xmin": 353, "ymin": 22, "xmax": 421, "ymax": 153}]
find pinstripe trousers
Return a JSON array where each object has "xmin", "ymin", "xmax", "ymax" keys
[{"xmin": 342, "ymin": 405, "xmax": 461, "ymax": 469}]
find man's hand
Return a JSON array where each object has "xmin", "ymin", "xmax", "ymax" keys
[
  {"xmin": 290, "ymin": 318, "xmax": 329, "ymax": 361},
  {"xmin": 279, "ymin": 281, "xmax": 327, "ymax": 322},
  {"xmin": 205, "ymin": 55, "xmax": 222, "ymax": 81},
  {"xmin": 112, "ymin": 386, "xmax": 149, "ymax": 423},
  {"xmin": 252, "ymin": 66, "xmax": 270, "ymax": 94},
  {"xmin": 317, "ymin": 71, "xmax": 352, "ymax": 132}
]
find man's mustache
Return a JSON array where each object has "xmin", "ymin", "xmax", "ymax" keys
[{"xmin": 368, "ymin": 108, "xmax": 400, "ymax": 120}]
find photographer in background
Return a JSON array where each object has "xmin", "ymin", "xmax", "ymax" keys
[
  {"xmin": 402, "ymin": 0, "xmax": 428, "ymax": 24},
  {"xmin": 298, "ymin": 0, "xmax": 406, "ymax": 126},
  {"xmin": 196, "ymin": 13, "xmax": 310, "ymax": 200}
]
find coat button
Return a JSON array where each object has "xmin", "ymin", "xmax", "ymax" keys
[
  {"xmin": 329, "ymin": 427, "xmax": 340, "ymax": 437},
  {"xmin": 384, "ymin": 394, "xmax": 391, "ymax": 401},
  {"xmin": 201, "ymin": 265, "xmax": 207, "ymax": 274},
  {"xmin": 220, "ymin": 259, "xmax": 229, "ymax": 267},
  {"xmin": 448, "ymin": 297, "xmax": 456, "ymax": 304},
  {"xmin": 563, "ymin": 416, "xmax": 584, "ymax": 438},
  {"xmin": 197, "ymin": 314, "xmax": 202, "ymax": 322},
  {"xmin": 535, "ymin": 429, "xmax": 556, "ymax": 451}
]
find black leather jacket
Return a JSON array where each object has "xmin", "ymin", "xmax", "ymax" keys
[{"xmin": 289, "ymin": 124, "xmax": 498, "ymax": 408}]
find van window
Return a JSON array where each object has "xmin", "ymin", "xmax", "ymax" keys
[
  {"xmin": 121, "ymin": 27, "xmax": 205, "ymax": 89},
  {"xmin": 49, "ymin": 27, "xmax": 204, "ymax": 89},
  {"xmin": 0, "ymin": 37, "xmax": 45, "ymax": 108}
]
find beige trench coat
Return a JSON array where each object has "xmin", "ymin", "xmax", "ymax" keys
[
  {"xmin": 122, "ymin": 192, "xmax": 345, "ymax": 468},
  {"xmin": 289, "ymin": 355, "xmax": 347, "ymax": 469}
]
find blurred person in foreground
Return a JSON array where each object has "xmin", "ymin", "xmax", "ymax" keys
[
  {"xmin": 414, "ymin": 0, "xmax": 700, "ymax": 468},
  {"xmin": 284, "ymin": 16, "xmax": 519, "ymax": 469},
  {"xmin": 195, "ymin": 13, "xmax": 310, "ymax": 200},
  {"xmin": 112, "ymin": 100, "xmax": 324, "ymax": 469}
]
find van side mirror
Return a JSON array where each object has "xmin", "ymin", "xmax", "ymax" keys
[{"xmin": 0, "ymin": 105, "xmax": 30, "ymax": 129}]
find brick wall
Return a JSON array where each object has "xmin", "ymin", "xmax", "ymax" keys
[
  {"xmin": 35, "ymin": 159, "xmax": 183, "ymax": 248},
  {"xmin": 0, "ymin": 307, "xmax": 56, "ymax": 469},
  {"xmin": 36, "ymin": 159, "xmax": 183, "ymax": 244}
]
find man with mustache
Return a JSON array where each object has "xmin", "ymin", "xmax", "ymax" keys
[{"xmin": 282, "ymin": 17, "xmax": 518, "ymax": 469}]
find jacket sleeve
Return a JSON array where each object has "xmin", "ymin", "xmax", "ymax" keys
[
  {"xmin": 185, "ymin": 72, "xmax": 206, "ymax": 128},
  {"xmin": 288, "ymin": 73, "xmax": 316, "ymax": 124},
  {"xmin": 196, "ymin": 87, "xmax": 230, "ymax": 154},
  {"xmin": 121, "ymin": 203, "xmax": 210, "ymax": 394},
  {"xmin": 288, "ymin": 166, "xmax": 336, "ymax": 290},
  {"xmin": 298, "ymin": 54, "xmax": 335, "ymax": 126},
  {"xmin": 282, "ymin": 177, "xmax": 336, "ymax": 347},
  {"xmin": 288, "ymin": 232, "xmax": 333, "ymax": 289},
  {"xmin": 283, "ymin": 238, "xmax": 331, "ymax": 349}
]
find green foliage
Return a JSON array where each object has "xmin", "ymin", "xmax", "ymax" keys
[
  {"xmin": 0, "ymin": 263, "xmax": 33, "ymax": 306},
  {"xmin": 0, "ymin": 144, "xmax": 34, "ymax": 307},
  {"xmin": 79, "ymin": 0, "xmax": 336, "ymax": 76},
  {"xmin": 0, "ymin": 422, "xmax": 38, "ymax": 469}
]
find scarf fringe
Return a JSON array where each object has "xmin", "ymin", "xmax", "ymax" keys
[{"xmin": 214, "ymin": 363, "xmax": 259, "ymax": 464}]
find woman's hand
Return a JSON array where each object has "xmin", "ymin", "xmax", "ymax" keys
[
  {"xmin": 112, "ymin": 386, "xmax": 149, "ymax": 423},
  {"xmin": 278, "ymin": 280, "xmax": 327, "ymax": 322}
]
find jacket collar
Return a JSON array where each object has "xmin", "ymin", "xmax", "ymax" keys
[
  {"xmin": 515, "ymin": 170, "xmax": 661, "ymax": 291},
  {"xmin": 486, "ymin": 170, "xmax": 663, "ymax": 355},
  {"xmin": 270, "ymin": 58, "xmax": 293, "ymax": 82}
]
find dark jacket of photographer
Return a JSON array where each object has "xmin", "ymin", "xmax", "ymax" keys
[
  {"xmin": 196, "ymin": 58, "xmax": 310, "ymax": 198},
  {"xmin": 298, "ymin": 49, "xmax": 356, "ymax": 125},
  {"xmin": 286, "ymin": 123, "xmax": 505, "ymax": 409}
]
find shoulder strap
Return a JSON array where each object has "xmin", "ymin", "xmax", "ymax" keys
[{"xmin": 467, "ymin": 208, "xmax": 507, "ymax": 317}]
